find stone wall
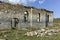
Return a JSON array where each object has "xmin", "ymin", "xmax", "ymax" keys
[{"xmin": 0, "ymin": 7, "xmax": 53, "ymax": 29}]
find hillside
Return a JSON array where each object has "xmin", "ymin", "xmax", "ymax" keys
[{"xmin": 0, "ymin": 1, "xmax": 35, "ymax": 12}]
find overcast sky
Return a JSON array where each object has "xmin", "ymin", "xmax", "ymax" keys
[{"xmin": 0, "ymin": 0, "xmax": 60, "ymax": 18}]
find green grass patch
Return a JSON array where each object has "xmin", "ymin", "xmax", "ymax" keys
[{"xmin": 0, "ymin": 29, "xmax": 60, "ymax": 40}]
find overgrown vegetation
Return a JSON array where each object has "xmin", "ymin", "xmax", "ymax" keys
[
  {"xmin": 0, "ymin": 28, "xmax": 60, "ymax": 40},
  {"xmin": 54, "ymin": 18, "xmax": 60, "ymax": 23},
  {"xmin": 53, "ymin": 18, "xmax": 60, "ymax": 28}
]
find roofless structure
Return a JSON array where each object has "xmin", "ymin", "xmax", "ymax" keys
[{"xmin": 0, "ymin": 1, "xmax": 53, "ymax": 29}]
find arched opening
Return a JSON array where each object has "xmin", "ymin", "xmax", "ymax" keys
[
  {"xmin": 37, "ymin": 13, "xmax": 40, "ymax": 22},
  {"xmin": 24, "ymin": 11, "xmax": 29, "ymax": 22}
]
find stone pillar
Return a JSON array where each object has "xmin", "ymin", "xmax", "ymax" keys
[{"xmin": 30, "ymin": 8, "xmax": 33, "ymax": 27}]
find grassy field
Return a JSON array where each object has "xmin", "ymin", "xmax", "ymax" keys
[
  {"xmin": 53, "ymin": 18, "xmax": 60, "ymax": 28},
  {"xmin": 0, "ymin": 29, "xmax": 60, "ymax": 40},
  {"xmin": 54, "ymin": 18, "xmax": 60, "ymax": 23},
  {"xmin": 0, "ymin": 28, "xmax": 60, "ymax": 40},
  {"xmin": 0, "ymin": 18, "xmax": 60, "ymax": 40}
]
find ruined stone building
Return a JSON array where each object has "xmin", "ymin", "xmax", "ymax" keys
[{"xmin": 0, "ymin": 2, "xmax": 53, "ymax": 29}]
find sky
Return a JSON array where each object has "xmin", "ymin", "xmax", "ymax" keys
[{"xmin": 0, "ymin": 0, "xmax": 60, "ymax": 18}]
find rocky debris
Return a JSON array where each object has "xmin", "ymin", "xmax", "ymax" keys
[
  {"xmin": 25, "ymin": 31, "xmax": 37, "ymax": 36},
  {"xmin": 21, "ymin": 28, "xmax": 28, "ymax": 30},
  {"xmin": 25, "ymin": 29, "xmax": 59, "ymax": 37},
  {"xmin": 4, "ymin": 35, "xmax": 7, "ymax": 38}
]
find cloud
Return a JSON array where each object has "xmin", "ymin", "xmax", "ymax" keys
[
  {"xmin": 8, "ymin": 0, "xmax": 20, "ymax": 4},
  {"xmin": 28, "ymin": 0, "xmax": 36, "ymax": 2},
  {"xmin": 8, "ymin": 0, "xmax": 36, "ymax": 5},
  {"xmin": 39, "ymin": 0, "xmax": 45, "ymax": 4},
  {"xmin": 19, "ymin": 0, "xmax": 28, "ymax": 5}
]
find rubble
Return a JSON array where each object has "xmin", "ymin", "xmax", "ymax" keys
[
  {"xmin": 25, "ymin": 31, "xmax": 37, "ymax": 36},
  {"xmin": 21, "ymin": 28, "xmax": 28, "ymax": 30},
  {"xmin": 25, "ymin": 29, "xmax": 59, "ymax": 37}
]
